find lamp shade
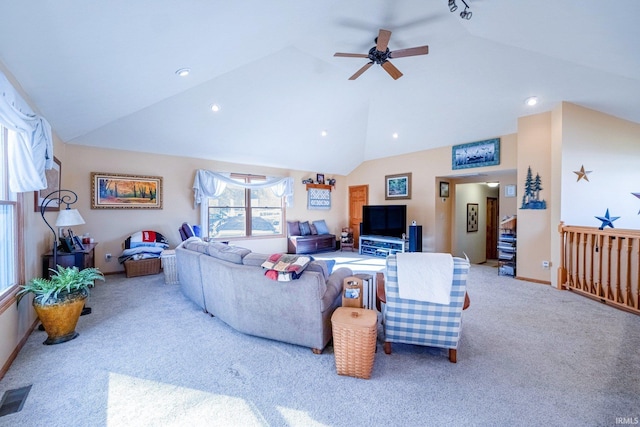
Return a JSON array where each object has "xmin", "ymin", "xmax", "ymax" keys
[{"xmin": 55, "ymin": 209, "xmax": 85, "ymax": 227}]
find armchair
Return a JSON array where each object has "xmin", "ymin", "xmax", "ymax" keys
[{"xmin": 376, "ymin": 254, "xmax": 470, "ymax": 363}]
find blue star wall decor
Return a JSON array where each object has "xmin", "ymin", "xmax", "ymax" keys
[
  {"xmin": 595, "ymin": 209, "xmax": 620, "ymax": 230},
  {"xmin": 633, "ymin": 193, "xmax": 640, "ymax": 214},
  {"xmin": 573, "ymin": 165, "xmax": 592, "ymax": 182}
]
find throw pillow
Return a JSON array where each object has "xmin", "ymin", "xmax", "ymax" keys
[
  {"xmin": 299, "ymin": 221, "xmax": 311, "ymax": 236},
  {"xmin": 287, "ymin": 221, "xmax": 301, "ymax": 236},
  {"xmin": 309, "ymin": 223, "xmax": 318, "ymax": 235},
  {"xmin": 313, "ymin": 220, "xmax": 330, "ymax": 235}
]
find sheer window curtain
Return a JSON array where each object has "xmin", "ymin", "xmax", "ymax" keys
[
  {"xmin": 192, "ymin": 169, "xmax": 294, "ymax": 236},
  {"xmin": 0, "ymin": 71, "xmax": 54, "ymax": 192}
]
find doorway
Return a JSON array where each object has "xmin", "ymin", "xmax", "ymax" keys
[
  {"xmin": 486, "ymin": 196, "xmax": 499, "ymax": 260},
  {"xmin": 348, "ymin": 185, "xmax": 368, "ymax": 249}
]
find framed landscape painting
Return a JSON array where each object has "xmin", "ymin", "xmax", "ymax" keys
[
  {"xmin": 385, "ymin": 173, "xmax": 412, "ymax": 200},
  {"xmin": 452, "ymin": 138, "xmax": 500, "ymax": 170},
  {"xmin": 91, "ymin": 172, "xmax": 163, "ymax": 209}
]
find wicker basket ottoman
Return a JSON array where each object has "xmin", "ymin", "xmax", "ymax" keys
[
  {"xmin": 124, "ymin": 258, "xmax": 161, "ymax": 278},
  {"xmin": 331, "ymin": 307, "xmax": 378, "ymax": 379}
]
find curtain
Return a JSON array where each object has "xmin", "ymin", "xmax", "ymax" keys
[
  {"xmin": 193, "ymin": 169, "xmax": 294, "ymax": 236},
  {"xmin": 0, "ymin": 71, "xmax": 54, "ymax": 192}
]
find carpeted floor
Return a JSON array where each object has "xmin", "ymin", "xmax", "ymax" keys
[{"xmin": 1, "ymin": 254, "xmax": 638, "ymax": 427}]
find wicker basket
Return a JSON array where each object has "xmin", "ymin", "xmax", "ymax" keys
[
  {"xmin": 331, "ymin": 307, "xmax": 378, "ymax": 379},
  {"xmin": 160, "ymin": 250, "xmax": 178, "ymax": 285},
  {"xmin": 124, "ymin": 258, "xmax": 161, "ymax": 278}
]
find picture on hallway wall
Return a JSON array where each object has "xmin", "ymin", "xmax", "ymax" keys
[
  {"xmin": 467, "ymin": 203, "xmax": 479, "ymax": 232},
  {"xmin": 452, "ymin": 138, "xmax": 500, "ymax": 170}
]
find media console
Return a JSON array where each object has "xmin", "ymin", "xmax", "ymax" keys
[{"xmin": 359, "ymin": 235, "xmax": 407, "ymax": 258}]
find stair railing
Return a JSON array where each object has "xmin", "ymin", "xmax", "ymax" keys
[{"xmin": 558, "ymin": 222, "xmax": 639, "ymax": 315}]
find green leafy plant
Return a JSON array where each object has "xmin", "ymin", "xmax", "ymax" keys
[{"xmin": 16, "ymin": 265, "xmax": 105, "ymax": 306}]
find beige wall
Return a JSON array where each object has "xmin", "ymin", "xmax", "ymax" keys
[
  {"xmin": 58, "ymin": 144, "xmax": 347, "ymax": 273},
  {"xmin": 516, "ymin": 112, "xmax": 553, "ymax": 282}
]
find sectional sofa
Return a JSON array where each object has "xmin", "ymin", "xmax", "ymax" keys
[{"xmin": 175, "ymin": 237, "xmax": 353, "ymax": 353}]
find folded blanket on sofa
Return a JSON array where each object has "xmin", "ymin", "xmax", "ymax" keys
[{"xmin": 261, "ymin": 253, "xmax": 312, "ymax": 281}]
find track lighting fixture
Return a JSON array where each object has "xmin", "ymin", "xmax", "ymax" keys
[{"xmin": 448, "ymin": 0, "xmax": 472, "ymax": 20}]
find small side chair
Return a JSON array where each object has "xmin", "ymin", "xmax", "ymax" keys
[{"xmin": 376, "ymin": 254, "xmax": 470, "ymax": 363}]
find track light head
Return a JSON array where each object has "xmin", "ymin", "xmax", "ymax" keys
[
  {"xmin": 448, "ymin": 0, "xmax": 458, "ymax": 12},
  {"xmin": 460, "ymin": 8, "xmax": 472, "ymax": 20}
]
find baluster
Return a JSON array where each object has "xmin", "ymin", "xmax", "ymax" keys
[
  {"xmin": 558, "ymin": 223, "xmax": 567, "ymax": 290},
  {"xmin": 614, "ymin": 237, "xmax": 623, "ymax": 304},
  {"xmin": 596, "ymin": 234, "xmax": 604, "ymax": 297},
  {"xmin": 569, "ymin": 231, "xmax": 577, "ymax": 289},
  {"xmin": 580, "ymin": 232, "xmax": 587, "ymax": 291},
  {"xmin": 588, "ymin": 233, "xmax": 596, "ymax": 294},
  {"xmin": 624, "ymin": 237, "xmax": 632, "ymax": 308},
  {"xmin": 604, "ymin": 236, "xmax": 613, "ymax": 300}
]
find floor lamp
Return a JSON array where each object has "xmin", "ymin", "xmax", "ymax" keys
[{"xmin": 40, "ymin": 189, "xmax": 85, "ymax": 269}]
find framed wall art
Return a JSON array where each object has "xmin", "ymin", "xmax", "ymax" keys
[
  {"xmin": 452, "ymin": 138, "xmax": 500, "ymax": 170},
  {"xmin": 467, "ymin": 203, "xmax": 479, "ymax": 232},
  {"xmin": 91, "ymin": 172, "xmax": 163, "ymax": 209},
  {"xmin": 505, "ymin": 184, "xmax": 516, "ymax": 198},
  {"xmin": 34, "ymin": 156, "xmax": 62, "ymax": 212},
  {"xmin": 316, "ymin": 173, "xmax": 325, "ymax": 185},
  {"xmin": 385, "ymin": 173, "xmax": 412, "ymax": 200},
  {"xmin": 439, "ymin": 181, "xmax": 450, "ymax": 198}
]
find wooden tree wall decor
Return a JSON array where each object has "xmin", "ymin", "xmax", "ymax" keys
[{"xmin": 520, "ymin": 166, "xmax": 547, "ymax": 210}]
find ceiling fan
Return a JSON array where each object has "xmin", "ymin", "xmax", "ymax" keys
[{"xmin": 334, "ymin": 29, "xmax": 429, "ymax": 80}]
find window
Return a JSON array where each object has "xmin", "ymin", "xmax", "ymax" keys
[
  {"xmin": 0, "ymin": 126, "xmax": 23, "ymax": 298},
  {"xmin": 207, "ymin": 174, "xmax": 284, "ymax": 239}
]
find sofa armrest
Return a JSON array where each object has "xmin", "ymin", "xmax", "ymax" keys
[{"xmin": 322, "ymin": 267, "xmax": 353, "ymax": 309}]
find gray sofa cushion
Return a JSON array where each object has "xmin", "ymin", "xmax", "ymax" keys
[
  {"xmin": 243, "ymin": 252, "xmax": 269, "ymax": 267},
  {"xmin": 183, "ymin": 238, "xmax": 209, "ymax": 254},
  {"xmin": 305, "ymin": 260, "xmax": 330, "ymax": 280},
  {"xmin": 207, "ymin": 242, "xmax": 251, "ymax": 264}
]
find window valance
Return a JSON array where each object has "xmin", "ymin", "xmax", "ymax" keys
[
  {"xmin": 0, "ymin": 71, "xmax": 54, "ymax": 192},
  {"xmin": 193, "ymin": 169, "xmax": 294, "ymax": 207}
]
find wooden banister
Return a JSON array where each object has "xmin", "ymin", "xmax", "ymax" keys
[{"xmin": 558, "ymin": 223, "xmax": 640, "ymax": 315}]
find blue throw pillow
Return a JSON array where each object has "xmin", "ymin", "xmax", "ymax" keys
[
  {"xmin": 313, "ymin": 220, "xmax": 330, "ymax": 235},
  {"xmin": 299, "ymin": 221, "xmax": 312, "ymax": 236}
]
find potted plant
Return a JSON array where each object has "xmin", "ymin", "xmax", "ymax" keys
[{"xmin": 17, "ymin": 265, "xmax": 104, "ymax": 345}]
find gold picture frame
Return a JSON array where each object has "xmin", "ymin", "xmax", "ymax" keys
[
  {"xmin": 91, "ymin": 172, "xmax": 163, "ymax": 209},
  {"xmin": 385, "ymin": 173, "xmax": 412, "ymax": 200}
]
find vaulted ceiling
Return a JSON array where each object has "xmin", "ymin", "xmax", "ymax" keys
[{"xmin": 1, "ymin": 1, "xmax": 638, "ymax": 175}]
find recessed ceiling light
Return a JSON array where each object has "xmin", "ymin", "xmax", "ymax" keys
[
  {"xmin": 486, "ymin": 182, "xmax": 499, "ymax": 188},
  {"xmin": 321, "ymin": 130, "xmax": 328, "ymax": 137},
  {"xmin": 525, "ymin": 96, "xmax": 538, "ymax": 106},
  {"xmin": 392, "ymin": 132, "xmax": 399, "ymax": 139},
  {"xmin": 175, "ymin": 68, "xmax": 190, "ymax": 77},
  {"xmin": 210, "ymin": 104, "xmax": 221, "ymax": 112}
]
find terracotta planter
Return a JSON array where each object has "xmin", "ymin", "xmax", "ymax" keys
[{"xmin": 33, "ymin": 292, "xmax": 87, "ymax": 345}]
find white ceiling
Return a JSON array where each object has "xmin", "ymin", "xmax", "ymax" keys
[{"xmin": 1, "ymin": 1, "xmax": 639, "ymax": 175}]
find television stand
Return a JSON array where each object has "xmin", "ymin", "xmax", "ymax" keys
[{"xmin": 359, "ymin": 235, "xmax": 407, "ymax": 258}]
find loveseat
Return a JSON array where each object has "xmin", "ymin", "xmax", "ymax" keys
[
  {"xmin": 287, "ymin": 219, "xmax": 336, "ymax": 254},
  {"xmin": 175, "ymin": 237, "xmax": 353, "ymax": 353}
]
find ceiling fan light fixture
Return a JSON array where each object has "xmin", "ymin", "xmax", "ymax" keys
[
  {"xmin": 175, "ymin": 68, "xmax": 190, "ymax": 77},
  {"xmin": 525, "ymin": 96, "xmax": 538, "ymax": 106}
]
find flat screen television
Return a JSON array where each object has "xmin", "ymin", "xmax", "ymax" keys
[{"xmin": 361, "ymin": 205, "xmax": 407, "ymax": 239}]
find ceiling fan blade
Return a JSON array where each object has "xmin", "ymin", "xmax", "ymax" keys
[
  {"xmin": 376, "ymin": 29, "xmax": 392, "ymax": 52},
  {"xmin": 334, "ymin": 52, "xmax": 369, "ymax": 58},
  {"xmin": 390, "ymin": 45, "xmax": 429, "ymax": 58},
  {"xmin": 381, "ymin": 61, "xmax": 403, "ymax": 80},
  {"xmin": 348, "ymin": 62, "xmax": 373, "ymax": 80}
]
